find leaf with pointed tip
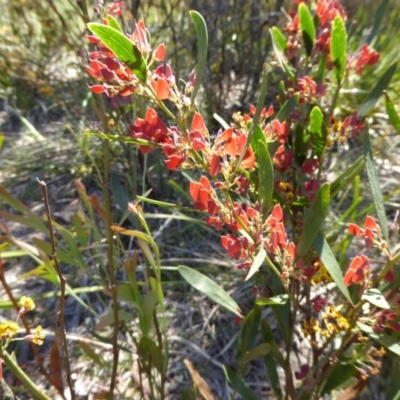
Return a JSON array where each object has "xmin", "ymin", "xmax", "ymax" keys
[
  {"xmin": 87, "ymin": 23, "xmax": 147, "ymax": 82},
  {"xmin": 179, "ymin": 265, "xmax": 243, "ymax": 317},
  {"xmin": 385, "ymin": 92, "xmax": 400, "ymax": 134},
  {"xmin": 297, "ymin": 183, "xmax": 330, "ymax": 259},
  {"xmin": 363, "ymin": 123, "xmax": 389, "ymax": 241},
  {"xmin": 314, "ymin": 232, "xmax": 352, "ymax": 304},
  {"xmin": 245, "ymin": 247, "xmax": 266, "ymax": 281},
  {"xmin": 258, "ymin": 141, "xmax": 274, "ymax": 217},
  {"xmin": 190, "ymin": 11, "xmax": 208, "ymax": 103},
  {"xmin": 224, "ymin": 367, "xmax": 260, "ymax": 400},
  {"xmin": 359, "ymin": 62, "xmax": 397, "ymax": 117},
  {"xmin": 362, "ymin": 288, "xmax": 390, "ymax": 309},
  {"xmin": 299, "ymin": 3, "xmax": 315, "ymax": 57},
  {"xmin": 358, "ymin": 322, "xmax": 400, "ymax": 356}
]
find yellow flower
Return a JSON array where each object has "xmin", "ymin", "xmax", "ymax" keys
[
  {"xmin": 32, "ymin": 326, "xmax": 45, "ymax": 346},
  {"xmin": 19, "ymin": 296, "xmax": 35, "ymax": 315},
  {"xmin": 0, "ymin": 321, "xmax": 19, "ymax": 339}
]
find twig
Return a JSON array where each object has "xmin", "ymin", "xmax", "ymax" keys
[{"xmin": 37, "ymin": 179, "xmax": 75, "ymax": 400}]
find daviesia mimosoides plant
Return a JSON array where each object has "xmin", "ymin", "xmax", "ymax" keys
[{"xmin": 86, "ymin": 0, "xmax": 400, "ymax": 398}]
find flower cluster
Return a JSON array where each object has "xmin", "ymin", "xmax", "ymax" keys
[{"xmin": 0, "ymin": 296, "xmax": 45, "ymax": 347}]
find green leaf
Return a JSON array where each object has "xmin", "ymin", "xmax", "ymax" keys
[
  {"xmin": 314, "ymin": 232, "xmax": 353, "ymax": 304},
  {"xmin": 330, "ymin": 15, "xmax": 347, "ymax": 81},
  {"xmin": 357, "ymin": 322, "xmax": 400, "ymax": 356},
  {"xmin": 138, "ymin": 336, "xmax": 163, "ymax": 373},
  {"xmin": 141, "ymin": 291, "xmax": 158, "ymax": 336},
  {"xmin": 321, "ymin": 364, "xmax": 358, "ymax": 394},
  {"xmin": 359, "ymin": 62, "xmax": 397, "ymax": 117},
  {"xmin": 330, "ymin": 156, "xmax": 365, "ymax": 198},
  {"xmin": 271, "ymin": 26, "xmax": 287, "ymax": 51},
  {"xmin": 362, "ymin": 288, "xmax": 390, "ymax": 309},
  {"xmin": 238, "ymin": 307, "xmax": 261, "ymax": 356},
  {"xmin": 111, "ymin": 171, "xmax": 137, "ymax": 227},
  {"xmin": 258, "ymin": 141, "xmax": 274, "ymax": 217},
  {"xmin": 245, "ymin": 247, "xmax": 266, "ymax": 281},
  {"xmin": 386, "ymin": 357, "xmax": 400, "ymax": 400},
  {"xmin": 385, "ymin": 92, "xmax": 400, "ymax": 134},
  {"xmin": 269, "ymin": 29, "xmax": 295, "ymax": 80},
  {"xmin": 242, "ymin": 343, "xmax": 271, "ymax": 364},
  {"xmin": 309, "ymin": 106, "xmax": 326, "ymax": 158},
  {"xmin": 178, "ymin": 265, "xmax": 243, "ymax": 317},
  {"xmin": 251, "ymin": 125, "xmax": 267, "ymax": 152},
  {"xmin": 189, "ymin": 11, "xmax": 208, "ymax": 104},
  {"xmin": 366, "ymin": 0, "xmax": 389, "ymax": 45},
  {"xmin": 275, "ymin": 95, "xmax": 299, "ymax": 122},
  {"xmin": 0, "ymin": 134, "xmax": 3, "ymax": 152},
  {"xmin": 261, "ymin": 320, "xmax": 283, "ymax": 399},
  {"xmin": 224, "ymin": 366, "xmax": 260, "ymax": 400},
  {"xmin": 87, "ymin": 23, "xmax": 147, "ymax": 82},
  {"xmin": 299, "ymin": 3, "xmax": 315, "ymax": 57},
  {"xmin": 294, "ymin": 124, "xmax": 309, "ymax": 166},
  {"xmin": 106, "ymin": 14, "xmax": 123, "ymax": 32},
  {"xmin": 256, "ymin": 294, "xmax": 289, "ymax": 306},
  {"xmin": 79, "ymin": 341, "xmax": 105, "ymax": 367},
  {"xmin": 85, "ymin": 130, "xmax": 158, "ymax": 147},
  {"xmin": 363, "ymin": 123, "xmax": 389, "ymax": 241},
  {"xmin": 297, "ymin": 183, "xmax": 330, "ymax": 259}
]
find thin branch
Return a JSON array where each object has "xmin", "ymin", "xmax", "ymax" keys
[{"xmin": 37, "ymin": 179, "xmax": 75, "ymax": 400}]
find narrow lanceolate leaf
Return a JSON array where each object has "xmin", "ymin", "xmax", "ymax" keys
[
  {"xmin": 314, "ymin": 232, "xmax": 352, "ymax": 304},
  {"xmin": 261, "ymin": 320, "xmax": 283, "ymax": 399},
  {"xmin": 363, "ymin": 124, "xmax": 389, "ymax": 241},
  {"xmin": 330, "ymin": 15, "xmax": 347, "ymax": 81},
  {"xmin": 87, "ymin": 23, "xmax": 147, "ymax": 82},
  {"xmin": 258, "ymin": 141, "xmax": 274, "ymax": 217},
  {"xmin": 362, "ymin": 288, "xmax": 390, "ymax": 309},
  {"xmin": 106, "ymin": 14, "xmax": 123, "ymax": 32},
  {"xmin": 309, "ymin": 106, "xmax": 326, "ymax": 158},
  {"xmin": 271, "ymin": 26, "xmax": 287, "ymax": 51},
  {"xmin": 178, "ymin": 265, "xmax": 243, "ymax": 317},
  {"xmin": 357, "ymin": 322, "xmax": 400, "ymax": 356},
  {"xmin": 359, "ymin": 62, "xmax": 397, "ymax": 117},
  {"xmin": 224, "ymin": 367, "xmax": 260, "ymax": 400},
  {"xmin": 297, "ymin": 183, "xmax": 330, "ymax": 259},
  {"xmin": 256, "ymin": 294, "xmax": 289, "ymax": 306},
  {"xmin": 385, "ymin": 92, "xmax": 400, "ymax": 134},
  {"xmin": 189, "ymin": 11, "xmax": 208, "ymax": 104},
  {"xmin": 245, "ymin": 247, "xmax": 266, "ymax": 281},
  {"xmin": 386, "ymin": 358, "xmax": 400, "ymax": 400},
  {"xmin": 366, "ymin": 0, "xmax": 389, "ymax": 45},
  {"xmin": 275, "ymin": 94, "xmax": 299, "ymax": 122},
  {"xmin": 269, "ymin": 28, "xmax": 295, "ymax": 80},
  {"xmin": 299, "ymin": 2, "xmax": 315, "ymax": 57}
]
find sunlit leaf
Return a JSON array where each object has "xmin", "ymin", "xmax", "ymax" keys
[
  {"xmin": 178, "ymin": 265, "xmax": 243, "ymax": 317},
  {"xmin": 362, "ymin": 288, "xmax": 390, "ymax": 309},
  {"xmin": 256, "ymin": 294, "xmax": 289, "ymax": 306},
  {"xmin": 258, "ymin": 141, "xmax": 274, "ymax": 217},
  {"xmin": 309, "ymin": 106, "xmax": 326, "ymax": 158},
  {"xmin": 189, "ymin": 11, "xmax": 208, "ymax": 103},
  {"xmin": 314, "ymin": 232, "xmax": 352, "ymax": 304},
  {"xmin": 245, "ymin": 247, "xmax": 266, "ymax": 281},
  {"xmin": 385, "ymin": 92, "xmax": 400, "ymax": 134},
  {"xmin": 299, "ymin": 3, "xmax": 315, "ymax": 56},
  {"xmin": 358, "ymin": 322, "xmax": 400, "ymax": 356},
  {"xmin": 330, "ymin": 16, "xmax": 347, "ymax": 81},
  {"xmin": 364, "ymin": 123, "xmax": 389, "ymax": 241},
  {"xmin": 87, "ymin": 23, "xmax": 147, "ymax": 82}
]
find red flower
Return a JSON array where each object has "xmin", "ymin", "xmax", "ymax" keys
[
  {"xmin": 265, "ymin": 204, "xmax": 288, "ymax": 254},
  {"xmin": 349, "ymin": 216, "xmax": 380, "ymax": 249},
  {"xmin": 273, "ymin": 145, "xmax": 294, "ymax": 172},
  {"xmin": 190, "ymin": 176, "xmax": 219, "ymax": 214},
  {"xmin": 354, "ymin": 44, "xmax": 380, "ymax": 74},
  {"xmin": 130, "ymin": 108, "xmax": 168, "ymax": 154},
  {"xmin": 215, "ymin": 128, "xmax": 255, "ymax": 169},
  {"xmin": 132, "ymin": 20, "xmax": 151, "ymax": 54},
  {"xmin": 344, "ymin": 255, "xmax": 370, "ymax": 286}
]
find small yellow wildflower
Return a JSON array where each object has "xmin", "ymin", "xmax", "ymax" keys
[
  {"xmin": 19, "ymin": 296, "xmax": 35, "ymax": 316},
  {"xmin": 0, "ymin": 321, "xmax": 19, "ymax": 339},
  {"xmin": 32, "ymin": 326, "xmax": 45, "ymax": 345},
  {"xmin": 24, "ymin": 326, "xmax": 45, "ymax": 346}
]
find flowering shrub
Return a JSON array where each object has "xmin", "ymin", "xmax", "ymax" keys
[{"xmin": 84, "ymin": 0, "xmax": 400, "ymax": 398}]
